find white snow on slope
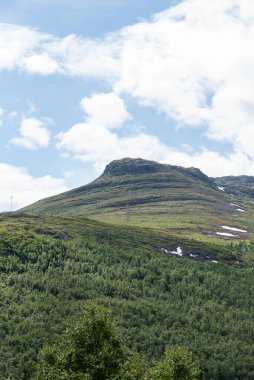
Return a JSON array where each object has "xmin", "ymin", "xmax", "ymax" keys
[
  {"xmin": 221, "ymin": 226, "xmax": 247, "ymax": 233},
  {"xmin": 216, "ymin": 232, "xmax": 238, "ymax": 237},
  {"xmin": 230, "ymin": 203, "xmax": 242, "ymax": 208},
  {"xmin": 218, "ymin": 187, "xmax": 225, "ymax": 191},
  {"xmin": 171, "ymin": 247, "xmax": 183, "ymax": 256},
  {"xmin": 236, "ymin": 209, "xmax": 245, "ymax": 212}
]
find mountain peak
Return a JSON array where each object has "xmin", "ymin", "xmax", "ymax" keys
[{"xmin": 103, "ymin": 158, "xmax": 165, "ymax": 176}]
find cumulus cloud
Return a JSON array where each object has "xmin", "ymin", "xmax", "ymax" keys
[
  {"xmin": 57, "ymin": 117, "xmax": 254, "ymax": 177},
  {"xmin": 21, "ymin": 53, "xmax": 59, "ymax": 74},
  {"xmin": 45, "ymin": 34, "xmax": 120, "ymax": 79},
  {"xmin": 1, "ymin": 0, "xmax": 254, "ymax": 175},
  {"xmin": 80, "ymin": 92, "xmax": 130, "ymax": 129},
  {"xmin": 0, "ymin": 163, "xmax": 67, "ymax": 211},
  {"xmin": 162, "ymin": 150, "xmax": 254, "ymax": 178},
  {"xmin": 57, "ymin": 92, "xmax": 169, "ymax": 171},
  {"xmin": 57, "ymin": 123, "xmax": 169, "ymax": 169},
  {"xmin": 0, "ymin": 23, "xmax": 58, "ymax": 73},
  {"xmin": 57, "ymin": 92, "xmax": 254, "ymax": 177},
  {"xmin": 11, "ymin": 117, "xmax": 51, "ymax": 149}
]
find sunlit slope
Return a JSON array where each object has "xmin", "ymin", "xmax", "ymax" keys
[
  {"xmin": 0, "ymin": 212, "xmax": 245, "ymax": 265},
  {"xmin": 23, "ymin": 158, "xmax": 254, "ymax": 239}
]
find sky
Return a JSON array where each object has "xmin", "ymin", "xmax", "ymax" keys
[{"xmin": 1, "ymin": 0, "xmax": 254, "ymax": 211}]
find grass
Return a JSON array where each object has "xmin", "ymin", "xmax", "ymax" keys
[{"xmin": 22, "ymin": 159, "xmax": 254, "ymax": 244}]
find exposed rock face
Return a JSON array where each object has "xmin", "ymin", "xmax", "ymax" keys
[
  {"xmin": 103, "ymin": 158, "xmax": 216, "ymax": 188},
  {"xmin": 103, "ymin": 158, "xmax": 165, "ymax": 176}
]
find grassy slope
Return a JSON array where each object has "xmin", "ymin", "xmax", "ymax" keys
[
  {"xmin": 22, "ymin": 158, "xmax": 254, "ymax": 242},
  {"xmin": 0, "ymin": 213, "xmax": 236, "ymax": 264},
  {"xmin": 214, "ymin": 175, "xmax": 254, "ymax": 201}
]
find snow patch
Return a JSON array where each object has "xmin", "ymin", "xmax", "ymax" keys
[
  {"xmin": 221, "ymin": 225, "xmax": 247, "ymax": 233},
  {"xmin": 236, "ymin": 209, "xmax": 245, "ymax": 212},
  {"xmin": 216, "ymin": 232, "xmax": 238, "ymax": 237},
  {"xmin": 230, "ymin": 203, "xmax": 241, "ymax": 208},
  {"xmin": 171, "ymin": 247, "xmax": 183, "ymax": 256},
  {"xmin": 190, "ymin": 254, "xmax": 198, "ymax": 258},
  {"xmin": 218, "ymin": 186, "xmax": 225, "ymax": 191},
  {"xmin": 211, "ymin": 260, "xmax": 218, "ymax": 263}
]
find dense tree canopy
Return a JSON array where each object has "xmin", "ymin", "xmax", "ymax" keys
[
  {"xmin": 34, "ymin": 303, "xmax": 199, "ymax": 380},
  {"xmin": 0, "ymin": 220, "xmax": 254, "ymax": 379}
]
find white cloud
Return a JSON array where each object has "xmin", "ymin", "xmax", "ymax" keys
[
  {"xmin": 21, "ymin": 53, "xmax": 59, "ymax": 74},
  {"xmin": 0, "ymin": 23, "xmax": 56, "ymax": 72},
  {"xmin": 57, "ymin": 118, "xmax": 254, "ymax": 177},
  {"xmin": 57, "ymin": 92, "xmax": 170, "ymax": 171},
  {"xmin": 0, "ymin": 163, "xmax": 67, "ymax": 211},
  {"xmin": 57, "ymin": 93, "xmax": 254, "ymax": 177},
  {"xmin": 80, "ymin": 92, "xmax": 130, "ymax": 129},
  {"xmin": 45, "ymin": 34, "xmax": 120, "ymax": 79},
  {"xmin": 57, "ymin": 122, "xmax": 169, "ymax": 167},
  {"xmin": 1, "ymin": 1, "xmax": 254, "ymax": 175},
  {"xmin": 11, "ymin": 117, "xmax": 51, "ymax": 149},
  {"xmin": 162, "ymin": 149, "xmax": 254, "ymax": 178}
]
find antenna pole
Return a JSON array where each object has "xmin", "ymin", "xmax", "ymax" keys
[{"xmin": 10, "ymin": 196, "xmax": 13, "ymax": 212}]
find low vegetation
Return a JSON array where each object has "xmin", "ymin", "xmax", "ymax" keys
[{"xmin": 22, "ymin": 158, "xmax": 254, "ymax": 241}]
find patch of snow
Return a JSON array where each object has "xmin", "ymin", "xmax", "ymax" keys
[
  {"xmin": 161, "ymin": 248, "xmax": 168, "ymax": 253},
  {"xmin": 211, "ymin": 260, "xmax": 218, "ymax": 263},
  {"xmin": 171, "ymin": 247, "xmax": 183, "ymax": 256},
  {"xmin": 218, "ymin": 186, "xmax": 225, "ymax": 191},
  {"xmin": 221, "ymin": 225, "xmax": 247, "ymax": 233},
  {"xmin": 216, "ymin": 232, "xmax": 238, "ymax": 237},
  {"xmin": 236, "ymin": 209, "xmax": 245, "ymax": 212},
  {"xmin": 190, "ymin": 254, "xmax": 198, "ymax": 258},
  {"xmin": 230, "ymin": 203, "xmax": 242, "ymax": 208}
]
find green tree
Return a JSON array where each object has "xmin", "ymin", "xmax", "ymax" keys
[
  {"xmin": 33, "ymin": 302, "xmax": 145, "ymax": 380},
  {"xmin": 148, "ymin": 346, "xmax": 200, "ymax": 380}
]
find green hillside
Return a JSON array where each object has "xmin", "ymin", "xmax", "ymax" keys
[
  {"xmin": 23, "ymin": 158, "xmax": 254, "ymax": 241},
  {"xmin": 3, "ymin": 158, "xmax": 254, "ymax": 379},
  {"xmin": 214, "ymin": 175, "xmax": 254, "ymax": 201},
  {"xmin": 1, "ymin": 212, "xmax": 254, "ymax": 379}
]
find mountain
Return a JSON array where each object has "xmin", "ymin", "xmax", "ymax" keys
[
  {"xmin": 23, "ymin": 158, "xmax": 254, "ymax": 241},
  {"xmin": 214, "ymin": 175, "xmax": 254, "ymax": 201},
  {"xmin": 3, "ymin": 160, "xmax": 254, "ymax": 379}
]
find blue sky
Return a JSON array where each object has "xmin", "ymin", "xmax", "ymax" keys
[{"xmin": 0, "ymin": 0, "xmax": 254, "ymax": 210}]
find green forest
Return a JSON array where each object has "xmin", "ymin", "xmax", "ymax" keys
[{"xmin": 1, "ymin": 214, "xmax": 254, "ymax": 379}]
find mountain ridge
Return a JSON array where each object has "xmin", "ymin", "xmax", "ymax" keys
[{"xmin": 22, "ymin": 158, "xmax": 254, "ymax": 241}]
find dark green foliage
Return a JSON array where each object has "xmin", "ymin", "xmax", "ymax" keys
[
  {"xmin": 148, "ymin": 346, "xmax": 200, "ymax": 380},
  {"xmin": 0, "ymin": 216, "xmax": 254, "ymax": 379},
  {"xmin": 34, "ymin": 302, "xmax": 141, "ymax": 380},
  {"xmin": 34, "ymin": 303, "xmax": 198, "ymax": 380}
]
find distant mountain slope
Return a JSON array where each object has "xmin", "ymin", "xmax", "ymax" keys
[
  {"xmin": 22, "ymin": 158, "xmax": 254, "ymax": 240},
  {"xmin": 214, "ymin": 175, "xmax": 254, "ymax": 201}
]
